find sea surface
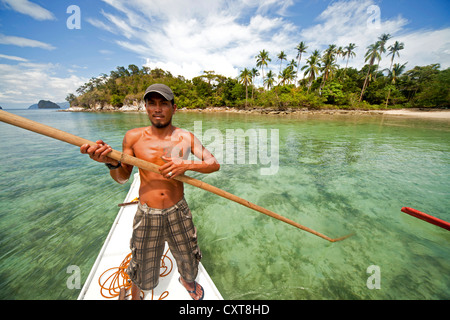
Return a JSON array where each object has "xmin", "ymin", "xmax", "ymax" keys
[{"xmin": 0, "ymin": 109, "xmax": 449, "ymax": 300}]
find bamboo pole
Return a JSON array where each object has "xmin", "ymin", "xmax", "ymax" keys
[{"xmin": 0, "ymin": 110, "xmax": 352, "ymax": 242}]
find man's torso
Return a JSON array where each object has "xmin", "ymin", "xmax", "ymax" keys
[{"xmin": 128, "ymin": 126, "xmax": 191, "ymax": 209}]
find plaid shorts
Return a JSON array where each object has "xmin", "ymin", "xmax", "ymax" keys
[{"xmin": 126, "ymin": 197, "xmax": 202, "ymax": 291}]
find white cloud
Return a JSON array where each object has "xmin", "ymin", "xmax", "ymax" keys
[
  {"xmin": 1, "ymin": 0, "xmax": 55, "ymax": 21},
  {"xmin": 99, "ymin": 50, "xmax": 114, "ymax": 55},
  {"xmin": 0, "ymin": 34, "xmax": 55, "ymax": 50},
  {"xmin": 89, "ymin": 0, "xmax": 298, "ymax": 79},
  {"xmin": 398, "ymin": 28, "xmax": 450, "ymax": 70},
  {"xmin": 0, "ymin": 53, "xmax": 28, "ymax": 62},
  {"xmin": 252, "ymin": 0, "xmax": 295, "ymax": 16},
  {"xmin": 85, "ymin": 0, "xmax": 449, "ymax": 82},
  {"xmin": 299, "ymin": 0, "xmax": 406, "ymax": 68},
  {"xmin": 298, "ymin": 0, "xmax": 450, "ymax": 71},
  {"xmin": 85, "ymin": 17, "xmax": 117, "ymax": 34},
  {"xmin": 0, "ymin": 62, "xmax": 87, "ymax": 107}
]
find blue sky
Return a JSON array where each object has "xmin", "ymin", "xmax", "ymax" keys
[{"xmin": 0, "ymin": 0, "xmax": 449, "ymax": 108}]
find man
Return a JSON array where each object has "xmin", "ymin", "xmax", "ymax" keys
[{"xmin": 80, "ymin": 83, "xmax": 220, "ymax": 300}]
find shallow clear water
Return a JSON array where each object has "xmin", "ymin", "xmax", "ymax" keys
[{"xmin": 0, "ymin": 109, "xmax": 448, "ymax": 300}]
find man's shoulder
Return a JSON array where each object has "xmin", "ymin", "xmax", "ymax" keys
[
  {"xmin": 126, "ymin": 127, "xmax": 146, "ymax": 136},
  {"xmin": 173, "ymin": 127, "xmax": 194, "ymax": 138},
  {"xmin": 124, "ymin": 127, "xmax": 146, "ymax": 144}
]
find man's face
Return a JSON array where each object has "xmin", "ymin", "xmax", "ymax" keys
[{"xmin": 145, "ymin": 93, "xmax": 176, "ymax": 128}]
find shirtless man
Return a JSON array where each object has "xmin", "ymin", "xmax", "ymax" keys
[{"xmin": 80, "ymin": 84, "xmax": 220, "ymax": 300}]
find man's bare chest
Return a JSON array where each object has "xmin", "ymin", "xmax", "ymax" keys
[{"xmin": 132, "ymin": 134, "xmax": 190, "ymax": 166}]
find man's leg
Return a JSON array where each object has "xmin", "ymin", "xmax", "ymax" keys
[
  {"xmin": 118, "ymin": 282, "xmax": 141, "ymax": 300},
  {"xmin": 131, "ymin": 282, "xmax": 141, "ymax": 300},
  {"xmin": 165, "ymin": 199, "xmax": 204, "ymax": 300},
  {"xmin": 126, "ymin": 204, "xmax": 166, "ymax": 298}
]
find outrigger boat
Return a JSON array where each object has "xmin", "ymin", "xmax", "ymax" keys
[{"xmin": 78, "ymin": 173, "xmax": 224, "ymax": 300}]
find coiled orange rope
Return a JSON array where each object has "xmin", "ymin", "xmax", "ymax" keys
[{"xmin": 98, "ymin": 247, "xmax": 173, "ymax": 300}]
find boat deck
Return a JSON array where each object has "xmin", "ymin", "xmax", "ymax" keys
[{"xmin": 78, "ymin": 173, "xmax": 223, "ymax": 300}]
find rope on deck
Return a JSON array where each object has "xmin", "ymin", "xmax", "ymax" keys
[{"xmin": 98, "ymin": 247, "xmax": 173, "ymax": 300}]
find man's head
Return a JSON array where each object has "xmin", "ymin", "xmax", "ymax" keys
[
  {"xmin": 143, "ymin": 84, "xmax": 176, "ymax": 128},
  {"xmin": 143, "ymin": 83, "xmax": 175, "ymax": 105}
]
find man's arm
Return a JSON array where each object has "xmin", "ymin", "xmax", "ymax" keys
[
  {"xmin": 159, "ymin": 132, "xmax": 220, "ymax": 179},
  {"xmin": 80, "ymin": 134, "xmax": 134, "ymax": 184},
  {"xmin": 109, "ymin": 134, "xmax": 134, "ymax": 184}
]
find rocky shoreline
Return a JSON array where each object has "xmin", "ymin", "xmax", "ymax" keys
[{"xmin": 63, "ymin": 104, "xmax": 450, "ymax": 119}]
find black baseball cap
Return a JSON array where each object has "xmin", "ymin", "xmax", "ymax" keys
[{"xmin": 143, "ymin": 83, "xmax": 174, "ymax": 101}]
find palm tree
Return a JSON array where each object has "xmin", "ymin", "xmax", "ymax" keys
[
  {"xmin": 287, "ymin": 59, "xmax": 297, "ymax": 71},
  {"xmin": 360, "ymin": 42, "xmax": 381, "ymax": 102},
  {"xmin": 323, "ymin": 44, "xmax": 338, "ymax": 60},
  {"xmin": 320, "ymin": 46, "xmax": 338, "ymax": 90},
  {"xmin": 277, "ymin": 51, "xmax": 287, "ymax": 73},
  {"xmin": 375, "ymin": 33, "xmax": 391, "ymax": 79},
  {"xmin": 385, "ymin": 62, "xmax": 407, "ymax": 107},
  {"xmin": 295, "ymin": 41, "xmax": 308, "ymax": 83},
  {"xmin": 239, "ymin": 68, "xmax": 252, "ymax": 108},
  {"xmin": 255, "ymin": 50, "xmax": 271, "ymax": 89},
  {"xmin": 301, "ymin": 50, "xmax": 321, "ymax": 92},
  {"xmin": 343, "ymin": 43, "xmax": 357, "ymax": 69},
  {"xmin": 387, "ymin": 41, "xmax": 405, "ymax": 72},
  {"xmin": 336, "ymin": 46, "xmax": 344, "ymax": 69},
  {"xmin": 342, "ymin": 43, "xmax": 357, "ymax": 79},
  {"xmin": 264, "ymin": 70, "xmax": 276, "ymax": 90},
  {"xmin": 250, "ymin": 68, "xmax": 259, "ymax": 101},
  {"xmin": 278, "ymin": 66, "xmax": 296, "ymax": 86}
]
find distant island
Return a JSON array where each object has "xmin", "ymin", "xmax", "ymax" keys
[{"xmin": 28, "ymin": 100, "xmax": 70, "ymax": 109}]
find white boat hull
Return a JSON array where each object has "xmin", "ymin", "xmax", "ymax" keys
[{"xmin": 78, "ymin": 173, "xmax": 223, "ymax": 300}]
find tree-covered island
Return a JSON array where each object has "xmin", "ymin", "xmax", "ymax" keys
[{"xmin": 67, "ymin": 35, "xmax": 449, "ymax": 111}]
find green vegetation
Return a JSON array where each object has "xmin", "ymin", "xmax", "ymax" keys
[{"xmin": 68, "ymin": 35, "xmax": 449, "ymax": 110}]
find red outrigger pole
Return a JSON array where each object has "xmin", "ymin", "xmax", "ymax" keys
[{"xmin": 401, "ymin": 207, "xmax": 450, "ymax": 231}]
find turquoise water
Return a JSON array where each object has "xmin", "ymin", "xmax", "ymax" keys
[{"xmin": 0, "ymin": 109, "xmax": 449, "ymax": 300}]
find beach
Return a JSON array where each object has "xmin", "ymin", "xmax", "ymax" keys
[
  {"xmin": 66, "ymin": 105, "xmax": 450, "ymax": 120},
  {"xmin": 182, "ymin": 107, "xmax": 450, "ymax": 119},
  {"xmin": 381, "ymin": 109, "xmax": 450, "ymax": 119}
]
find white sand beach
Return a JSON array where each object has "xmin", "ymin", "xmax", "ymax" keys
[{"xmin": 381, "ymin": 109, "xmax": 450, "ymax": 119}]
